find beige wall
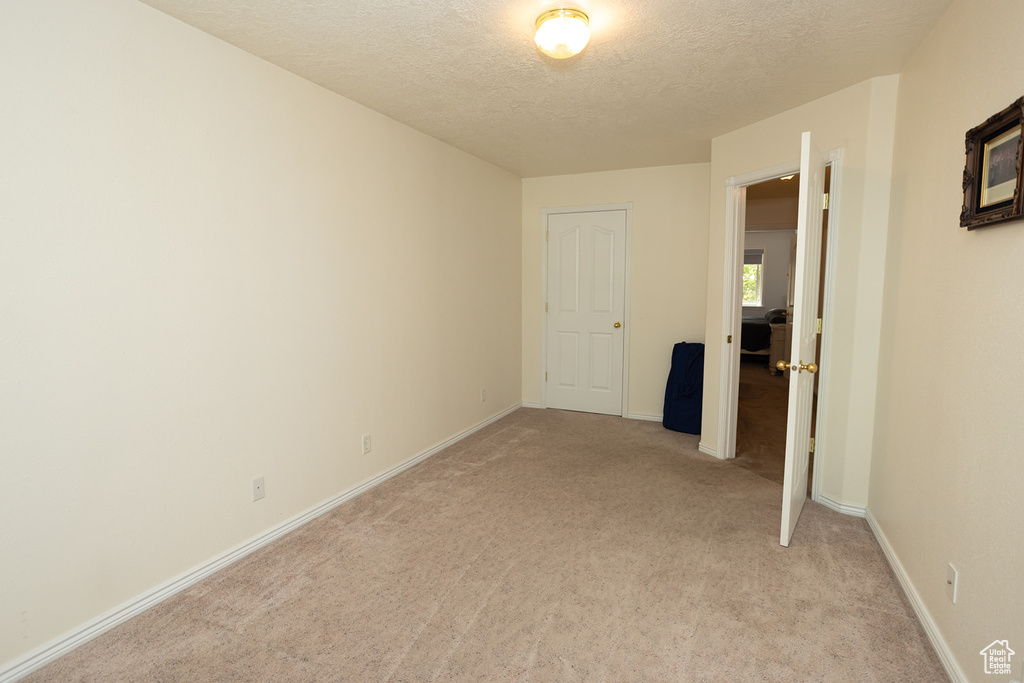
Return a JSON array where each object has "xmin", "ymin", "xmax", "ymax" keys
[
  {"xmin": 0, "ymin": 0, "xmax": 521, "ymax": 667},
  {"xmin": 871, "ymin": 0, "xmax": 1024, "ymax": 677},
  {"xmin": 702, "ymin": 76, "xmax": 899, "ymax": 508},
  {"xmin": 746, "ymin": 196, "xmax": 799, "ymax": 230},
  {"xmin": 522, "ymin": 165, "xmax": 710, "ymax": 419}
]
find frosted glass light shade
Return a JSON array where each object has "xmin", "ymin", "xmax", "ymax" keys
[{"xmin": 534, "ymin": 8, "xmax": 590, "ymax": 59}]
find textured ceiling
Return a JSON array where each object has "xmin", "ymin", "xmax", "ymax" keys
[{"xmin": 137, "ymin": 0, "xmax": 953, "ymax": 177}]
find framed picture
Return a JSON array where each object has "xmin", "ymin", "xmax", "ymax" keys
[{"xmin": 961, "ymin": 97, "xmax": 1024, "ymax": 229}]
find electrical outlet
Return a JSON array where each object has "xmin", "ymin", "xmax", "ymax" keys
[
  {"xmin": 362, "ymin": 434, "xmax": 372, "ymax": 455},
  {"xmin": 480, "ymin": 389, "xmax": 486, "ymax": 402},
  {"xmin": 946, "ymin": 563, "xmax": 958, "ymax": 603},
  {"xmin": 252, "ymin": 477, "xmax": 265, "ymax": 502}
]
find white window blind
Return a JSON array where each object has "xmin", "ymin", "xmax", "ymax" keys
[{"xmin": 744, "ymin": 248, "xmax": 764, "ymax": 265}]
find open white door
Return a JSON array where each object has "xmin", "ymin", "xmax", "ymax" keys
[{"xmin": 779, "ymin": 132, "xmax": 826, "ymax": 547}]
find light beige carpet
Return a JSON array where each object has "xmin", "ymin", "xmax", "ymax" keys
[{"xmin": 24, "ymin": 408, "xmax": 946, "ymax": 682}]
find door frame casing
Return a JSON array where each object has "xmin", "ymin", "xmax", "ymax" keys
[
  {"xmin": 540, "ymin": 203, "xmax": 633, "ymax": 417},
  {"xmin": 713, "ymin": 151, "xmax": 841, "ymax": 504}
]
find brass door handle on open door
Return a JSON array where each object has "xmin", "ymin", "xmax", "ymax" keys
[
  {"xmin": 614, "ymin": 322, "xmax": 621, "ymax": 328},
  {"xmin": 776, "ymin": 360, "xmax": 818, "ymax": 374}
]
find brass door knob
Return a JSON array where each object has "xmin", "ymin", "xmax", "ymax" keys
[
  {"xmin": 776, "ymin": 360, "xmax": 818, "ymax": 374},
  {"xmin": 614, "ymin": 322, "xmax": 621, "ymax": 328}
]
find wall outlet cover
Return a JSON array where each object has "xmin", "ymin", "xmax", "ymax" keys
[{"xmin": 252, "ymin": 477, "xmax": 265, "ymax": 502}]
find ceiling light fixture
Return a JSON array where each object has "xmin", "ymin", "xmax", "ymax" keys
[
  {"xmin": 534, "ymin": 8, "xmax": 590, "ymax": 59},
  {"xmin": 780, "ymin": 175, "xmax": 795, "ymax": 181}
]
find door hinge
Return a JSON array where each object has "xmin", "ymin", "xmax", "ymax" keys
[
  {"xmin": 545, "ymin": 302, "xmax": 548, "ymax": 312},
  {"xmin": 816, "ymin": 317, "xmax": 822, "ymax": 334},
  {"xmin": 809, "ymin": 437, "xmax": 815, "ymax": 453},
  {"xmin": 727, "ymin": 335, "xmax": 732, "ymax": 344},
  {"xmin": 823, "ymin": 193, "xmax": 830, "ymax": 210},
  {"xmin": 545, "ymin": 372, "xmax": 548, "ymax": 382},
  {"xmin": 546, "ymin": 230, "xmax": 549, "ymax": 241}
]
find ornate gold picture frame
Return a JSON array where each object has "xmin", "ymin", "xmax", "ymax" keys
[{"xmin": 961, "ymin": 97, "xmax": 1024, "ymax": 230}]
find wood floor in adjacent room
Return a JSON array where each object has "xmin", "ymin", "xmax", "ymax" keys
[
  {"xmin": 733, "ymin": 355, "xmax": 792, "ymax": 485},
  {"xmin": 24, "ymin": 408, "xmax": 945, "ymax": 682}
]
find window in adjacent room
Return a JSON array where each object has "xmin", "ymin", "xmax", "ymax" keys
[{"xmin": 742, "ymin": 248, "xmax": 764, "ymax": 306}]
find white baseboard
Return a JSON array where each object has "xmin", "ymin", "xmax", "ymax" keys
[
  {"xmin": 865, "ymin": 509, "xmax": 966, "ymax": 683},
  {"xmin": 698, "ymin": 441, "xmax": 719, "ymax": 458},
  {"xmin": 0, "ymin": 403, "xmax": 522, "ymax": 683},
  {"xmin": 815, "ymin": 493, "xmax": 866, "ymax": 518},
  {"xmin": 521, "ymin": 404, "xmax": 660, "ymax": 422},
  {"xmin": 626, "ymin": 412, "xmax": 662, "ymax": 422}
]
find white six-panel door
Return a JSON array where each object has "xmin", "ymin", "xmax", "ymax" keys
[{"xmin": 546, "ymin": 210, "xmax": 627, "ymax": 416}]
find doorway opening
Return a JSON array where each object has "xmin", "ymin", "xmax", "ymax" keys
[
  {"xmin": 732, "ymin": 168, "xmax": 832, "ymax": 491},
  {"xmin": 716, "ymin": 150, "xmax": 840, "ymax": 504}
]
